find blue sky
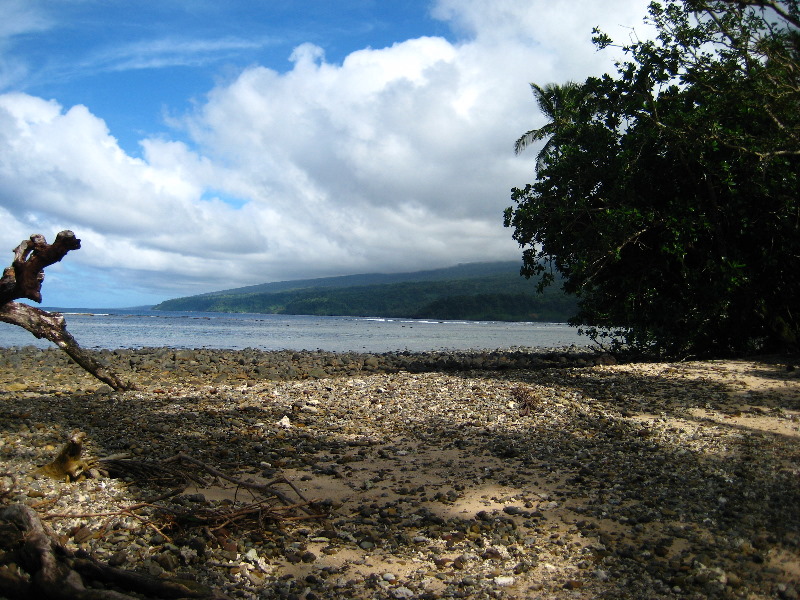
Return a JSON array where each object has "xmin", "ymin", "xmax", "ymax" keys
[
  {"xmin": 0, "ymin": 0, "xmax": 651, "ymax": 307},
  {"xmin": 8, "ymin": 1, "xmax": 450, "ymax": 155}
]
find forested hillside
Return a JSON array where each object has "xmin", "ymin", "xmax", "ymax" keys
[{"xmin": 153, "ymin": 262, "xmax": 578, "ymax": 322}]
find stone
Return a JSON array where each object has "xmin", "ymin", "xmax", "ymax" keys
[
  {"xmin": 245, "ymin": 548, "xmax": 259, "ymax": 561},
  {"xmin": 307, "ymin": 367, "xmax": 329, "ymax": 379},
  {"xmin": 0, "ymin": 348, "xmax": 796, "ymax": 600},
  {"xmin": 155, "ymin": 551, "xmax": 180, "ymax": 572},
  {"xmin": 108, "ymin": 551, "xmax": 128, "ymax": 567},
  {"xmin": 594, "ymin": 569, "xmax": 610, "ymax": 581}
]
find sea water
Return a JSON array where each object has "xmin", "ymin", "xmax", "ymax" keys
[{"xmin": 0, "ymin": 308, "xmax": 586, "ymax": 353}]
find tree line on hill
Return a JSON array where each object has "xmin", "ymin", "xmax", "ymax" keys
[{"xmin": 154, "ymin": 270, "xmax": 578, "ymax": 322}]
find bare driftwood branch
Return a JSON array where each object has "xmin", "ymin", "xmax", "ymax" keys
[
  {"xmin": 0, "ymin": 231, "xmax": 131, "ymax": 390},
  {"xmin": 0, "ymin": 231, "xmax": 81, "ymax": 304}
]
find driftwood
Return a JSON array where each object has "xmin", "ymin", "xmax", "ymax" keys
[
  {"xmin": 165, "ymin": 453, "xmax": 325, "ymax": 516},
  {"xmin": 0, "ymin": 503, "xmax": 227, "ymax": 600},
  {"xmin": 0, "ymin": 231, "xmax": 130, "ymax": 390}
]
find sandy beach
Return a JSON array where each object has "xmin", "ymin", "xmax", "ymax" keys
[{"xmin": 1, "ymin": 347, "xmax": 798, "ymax": 599}]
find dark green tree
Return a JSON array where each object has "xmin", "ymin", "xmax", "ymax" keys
[{"xmin": 505, "ymin": 0, "xmax": 799, "ymax": 357}]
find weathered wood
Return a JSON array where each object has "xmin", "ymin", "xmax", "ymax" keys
[
  {"xmin": 0, "ymin": 302, "xmax": 130, "ymax": 390},
  {"xmin": 0, "ymin": 231, "xmax": 81, "ymax": 305},
  {"xmin": 0, "ymin": 231, "xmax": 131, "ymax": 390},
  {"xmin": 0, "ymin": 503, "xmax": 224, "ymax": 599}
]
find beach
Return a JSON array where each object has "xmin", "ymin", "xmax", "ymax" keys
[{"xmin": 1, "ymin": 347, "xmax": 798, "ymax": 599}]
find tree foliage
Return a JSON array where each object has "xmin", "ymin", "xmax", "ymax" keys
[
  {"xmin": 513, "ymin": 81, "xmax": 586, "ymax": 171},
  {"xmin": 505, "ymin": 0, "xmax": 799, "ymax": 357}
]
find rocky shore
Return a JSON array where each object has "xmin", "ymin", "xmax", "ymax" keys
[
  {"xmin": 1, "ymin": 346, "xmax": 799, "ymax": 600},
  {"xmin": 0, "ymin": 345, "xmax": 616, "ymax": 390}
]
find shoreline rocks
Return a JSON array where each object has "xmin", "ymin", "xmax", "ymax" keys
[{"xmin": 0, "ymin": 345, "xmax": 616, "ymax": 389}]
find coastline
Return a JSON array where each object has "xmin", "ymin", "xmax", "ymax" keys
[
  {"xmin": 1, "ymin": 347, "xmax": 798, "ymax": 599},
  {"xmin": 0, "ymin": 312, "xmax": 586, "ymax": 354}
]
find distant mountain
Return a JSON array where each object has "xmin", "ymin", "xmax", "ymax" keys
[{"xmin": 153, "ymin": 261, "xmax": 578, "ymax": 322}]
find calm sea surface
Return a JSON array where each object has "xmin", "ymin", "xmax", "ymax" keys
[{"xmin": 0, "ymin": 309, "xmax": 586, "ymax": 353}]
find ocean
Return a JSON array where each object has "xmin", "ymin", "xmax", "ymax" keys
[{"xmin": 0, "ymin": 308, "xmax": 586, "ymax": 353}]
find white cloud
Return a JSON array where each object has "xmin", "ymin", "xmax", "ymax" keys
[
  {"xmin": 84, "ymin": 36, "xmax": 277, "ymax": 73},
  {"xmin": 0, "ymin": 93, "xmax": 263, "ymax": 278},
  {"xmin": 0, "ymin": 0, "xmax": 652, "ymax": 306}
]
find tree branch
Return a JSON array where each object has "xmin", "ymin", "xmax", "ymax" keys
[
  {"xmin": 0, "ymin": 232, "xmax": 132, "ymax": 391},
  {"xmin": 0, "ymin": 302, "xmax": 131, "ymax": 390},
  {"xmin": 718, "ymin": 0, "xmax": 800, "ymax": 30},
  {"xmin": 0, "ymin": 231, "xmax": 81, "ymax": 304}
]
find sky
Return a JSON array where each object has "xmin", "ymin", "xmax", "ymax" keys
[{"xmin": 0, "ymin": 0, "xmax": 652, "ymax": 308}]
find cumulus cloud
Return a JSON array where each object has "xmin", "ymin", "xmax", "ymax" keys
[{"xmin": 0, "ymin": 0, "xmax": 652, "ymax": 306}]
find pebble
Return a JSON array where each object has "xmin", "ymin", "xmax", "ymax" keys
[
  {"xmin": 0, "ymin": 345, "xmax": 612, "ymax": 388},
  {"xmin": 0, "ymin": 347, "xmax": 798, "ymax": 600}
]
